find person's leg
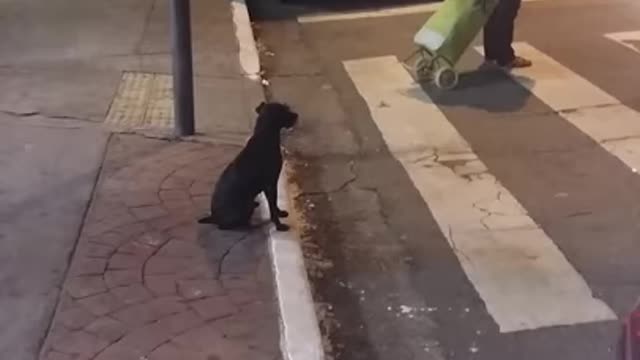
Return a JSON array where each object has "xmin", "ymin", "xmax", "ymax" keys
[
  {"xmin": 483, "ymin": 0, "xmax": 504, "ymax": 62},
  {"xmin": 495, "ymin": 0, "xmax": 531, "ymax": 67},
  {"xmin": 496, "ymin": 0, "xmax": 519, "ymax": 65}
]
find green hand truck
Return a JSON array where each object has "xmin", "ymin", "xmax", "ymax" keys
[{"xmin": 405, "ymin": 0, "xmax": 500, "ymax": 90}]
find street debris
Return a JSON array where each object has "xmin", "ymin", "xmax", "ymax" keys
[
  {"xmin": 423, "ymin": 340, "xmax": 440, "ymax": 353},
  {"xmin": 400, "ymin": 305, "xmax": 414, "ymax": 314}
]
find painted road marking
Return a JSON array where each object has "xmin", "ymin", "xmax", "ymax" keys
[
  {"xmin": 343, "ymin": 56, "xmax": 616, "ymax": 333},
  {"xmin": 604, "ymin": 31, "xmax": 640, "ymax": 55},
  {"xmin": 475, "ymin": 42, "xmax": 640, "ymax": 173},
  {"xmin": 299, "ymin": 0, "xmax": 543, "ymax": 23}
]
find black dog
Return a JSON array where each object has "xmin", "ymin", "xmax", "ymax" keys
[{"xmin": 198, "ymin": 102, "xmax": 298, "ymax": 231}]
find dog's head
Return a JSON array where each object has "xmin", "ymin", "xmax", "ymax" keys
[{"xmin": 254, "ymin": 102, "xmax": 298, "ymax": 133}]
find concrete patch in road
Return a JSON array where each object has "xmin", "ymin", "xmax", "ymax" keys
[{"xmin": 343, "ymin": 55, "xmax": 616, "ymax": 333}]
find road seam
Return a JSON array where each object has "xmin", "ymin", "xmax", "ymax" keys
[{"xmin": 230, "ymin": 2, "xmax": 326, "ymax": 360}]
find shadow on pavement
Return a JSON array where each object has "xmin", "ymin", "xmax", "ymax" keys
[{"xmin": 419, "ymin": 66, "xmax": 535, "ymax": 114}]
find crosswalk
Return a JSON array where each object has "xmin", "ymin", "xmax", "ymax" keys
[{"xmin": 342, "ymin": 34, "xmax": 640, "ymax": 333}]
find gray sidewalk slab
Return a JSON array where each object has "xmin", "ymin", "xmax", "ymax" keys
[
  {"xmin": 0, "ymin": 0, "xmax": 274, "ymax": 359},
  {"xmin": 0, "ymin": 116, "xmax": 109, "ymax": 360}
]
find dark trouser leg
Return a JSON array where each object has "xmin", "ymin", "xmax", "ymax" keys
[
  {"xmin": 483, "ymin": 1, "xmax": 501, "ymax": 61},
  {"xmin": 483, "ymin": 0, "xmax": 522, "ymax": 65}
]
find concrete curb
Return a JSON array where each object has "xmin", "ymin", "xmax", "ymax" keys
[
  {"xmin": 230, "ymin": 1, "xmax": 326, "ymax": 360},
  {"xmin": 258, "ymin": 173, "xmax": 325, "ymax": 360},
  {"xmin": 230, "ymin": 0, "xmax": 261, "ymax": 80}
]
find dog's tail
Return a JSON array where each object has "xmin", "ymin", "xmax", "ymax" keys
[
  {"xmin": 197, "ymin": 213, "xmax": 218, "ymax": 224},
  {"xmin": 197, "ymin": 216, "xmax": 214, "ymax": 224}
]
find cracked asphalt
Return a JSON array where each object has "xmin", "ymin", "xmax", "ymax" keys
[{"xmin": 249, "ymin": 0, "xmax": 640, "ymax": 358}]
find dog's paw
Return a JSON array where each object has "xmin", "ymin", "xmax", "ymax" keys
[
  {"xmin": 277, "ymin": 209, "xmax": 289, "ymax": 218},
  {"xmin": 275, "ymin": 223, "xmax": 290, "ymax": 232}
]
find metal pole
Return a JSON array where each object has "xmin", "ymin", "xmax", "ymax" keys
[{"xmin": 170, "ymin": 0, "xmax": 195, "ymax": 136}]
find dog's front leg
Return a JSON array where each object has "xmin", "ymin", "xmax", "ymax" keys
[
  {"xmin": 265, "ymin": 180, "xmax": 288, "ymax": 218},
  {"xmin": 264, "ymin": 184, "xmax": 289, "ymax": 231}
]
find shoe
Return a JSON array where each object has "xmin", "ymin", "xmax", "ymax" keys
[{"xmin": 502, "ymin": 56, "xmax": 532, "ymax": 68}]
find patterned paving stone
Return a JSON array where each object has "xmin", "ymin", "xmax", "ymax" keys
[
  {"xmin": 85, "ymin": 317, "xmax": 128, "ymax": 343},
  {"xmin": 40, "ymin": 136, "xmax": 280, "ymax": 360},
  {"xmin": 65, "ymin": 276, "xmax": 108, "ymax": 299},
  {"xmin": 177, "ymin": 279, "xmax": 225, "ymax": 300},
  {"xmin": 104, "ymin": 270, "xmax": 142, "ymax": 288},
  {"xmin": 190, "ymin": 296, "xmax": 238, "ymax": 321},
  {"xmin": 78, "ymin": 292, "xmax": 124, "ymax": 317}
]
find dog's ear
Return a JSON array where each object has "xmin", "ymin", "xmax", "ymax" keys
[{"xmin": 255, "ymin": 102, "xmax": 266, "ymax": 114}]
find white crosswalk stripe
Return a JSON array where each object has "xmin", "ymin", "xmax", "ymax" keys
[
  {"xmin": 343, "ymin": 55, "xmax": 616, "ymax": 333},
  {"xmin": 604, "ymin": 30, "xmax": 640, "ymax": 55},
  {"xmin": 475, "ymin": 42, "xmax": 640, "ymax": 176}
]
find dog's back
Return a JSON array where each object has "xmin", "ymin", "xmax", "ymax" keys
[{"xmin": 198, "ymin": 102, "xmax": 297, "ymax": 229}]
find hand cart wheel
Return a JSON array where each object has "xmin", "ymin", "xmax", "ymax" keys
[
  {"xmin": 414, "ymin": 55, "xmax": 433, "ymax": 82},
  {"xmin": 433, "ymin": 66, "xmax": 458, "ymax": 90}
]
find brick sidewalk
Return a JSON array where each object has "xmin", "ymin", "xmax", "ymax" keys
[{"xmin": 41, "ymin": 135, "xmax": 280, "ymax": 360}]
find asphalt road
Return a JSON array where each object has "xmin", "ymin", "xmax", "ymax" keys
[{"xmin": 249, "ymin": 0, "xmax": 640, "ymax": 358}]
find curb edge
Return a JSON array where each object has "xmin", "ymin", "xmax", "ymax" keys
[{"xmin": 230, "ymin": 1, "xmax": 326, "ymax": 359}]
